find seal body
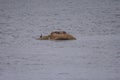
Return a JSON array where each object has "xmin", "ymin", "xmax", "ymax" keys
[{"xmin": 37, "ymin": 31, "xmax": 76, "ymax": 40}]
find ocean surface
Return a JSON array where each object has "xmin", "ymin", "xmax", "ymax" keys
[{"xmin": 0, "ymin": 0, "xmax": 120, "ymax": 80}]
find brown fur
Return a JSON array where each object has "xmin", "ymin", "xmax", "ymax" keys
[{"xmin": 37, "ymin": 31, "xmax": 76, "ymax": 40}]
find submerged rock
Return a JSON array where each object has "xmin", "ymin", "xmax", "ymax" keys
[{"xmin": 37, "ymin": 31, "xmax": 76, "ymax": 40}]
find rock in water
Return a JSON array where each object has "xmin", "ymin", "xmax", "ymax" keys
[{"xmin": 37, "ymin": 31, "xmax": 76, "ymax": 40}]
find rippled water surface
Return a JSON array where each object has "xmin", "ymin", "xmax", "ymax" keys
[{"xmin": 0, "ymin": 0, "xmax": 120, "ymax": 80}]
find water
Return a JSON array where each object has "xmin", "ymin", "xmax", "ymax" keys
[{"xmin": 0, "ymin": 0, "xmax": 120, "ymax": 80}]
